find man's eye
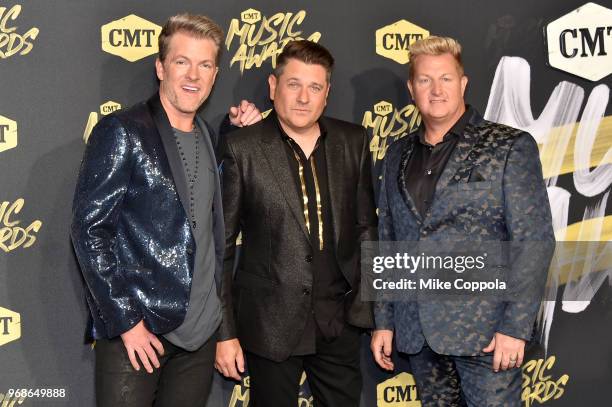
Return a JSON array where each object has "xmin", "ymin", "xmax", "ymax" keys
[
  {"xmin": 201, "ymin": 63, "xmax": 213, "ymax": 69},
  {"xmin": 176, "ymin": 60, "xmax": 186, "ymax": 65},
  {"xmin": 310, "ymin": 86, "xmax": 322, "ymax": 93},
  {"xmin": 288, "ymin": 83, "xmax": 300, "ymax": 89}
]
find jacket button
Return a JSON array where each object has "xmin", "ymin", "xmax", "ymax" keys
[
  {"xmin": 303, "ymin": 288, "xmax": 311, "ymax": 295},
  {"xmin": 187, "ymin": 248, "xmax": 194, "ymax": 255},
  {"xmin": 305, "ymin": 255, "xmax": 313, "ymax": 263}
]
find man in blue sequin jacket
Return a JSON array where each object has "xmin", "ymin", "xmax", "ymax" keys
[{"xmin": 71, "ymin": 14, "xmax": 261, "ymax": 407}]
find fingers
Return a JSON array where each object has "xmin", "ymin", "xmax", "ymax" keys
[
  {"xmin": 381, "ymin": 353, "xmax": 394, "ymax": 370},
  {"xmin": 119, "ymin": 321, "xmax": 162, "ymax": 374},
  {"xmin": 381, "ymin": 335, "xmax": 394, "ymax": 369},
  {"xmin": 241, "ymin": 106, "xmax": 261, "ymax": 125},
  {"xmin": 372, "ymin": 347, "xmax": 387, "ymax": 369},
  {"xmin": 228, "ymin": 100, "xmax": 260, "ymax": 127},
  {"xmin": 126, "ymin": 347, "xmax": 140, "ymax": 371},
  {"xmin": 488, "ymin": 333, "xmax": 525, "ymax": 371},
  {"xmin": 371, "ymin": 339, "xmax": 384, "ymax": 367},
  {"xmin": 136, "ymin": 347, "xmax": 154, "ymax": 373},
  {"xmin": 227, "ymin": 362, "xmax": 241, "ymax": 380},
  {"xmin": 150, "ymin": 335, "xmax": 165, "ymax": 357},
  {"xmin": 236, "ymin": 348, "xmax": 245, "ymax": 373},
  {"xmin": 492, "ymin": 348, "xmax": 502, "ymax": 372},
  {"xmin": 482, "ymin": 336, "xmax": 496, "ymax": 353},
  {"xmin": 500, "ymin": 351, "xmax": 511, "ymax": 371},
  {"xmin": 238, "ymin": 101, "xmax": 259, "ymax": 126},
  {"xmin": 239, "ymin": 99, "xmax": 250, "ymax": 112},
  {"xmin": 371, "ymin": 333, "xmax": 394, "ymax": 371},
  {"xmin": 215, "ymin": 340, "xmax": 244, "ymax": 381},
  {"xmin": 143, "ymin": 343, "xmax": 161, "ymax": 370},
  {"xmin": 516, "ymin": 348, "xmax": 525, "ymax": 368},
  {"xmin": 383, "ymin": 335, "xmax": 392, "ymax": 357},
  {"xmin": 216, "ymin": 356, "xmax": 240, "ymax": 380}
]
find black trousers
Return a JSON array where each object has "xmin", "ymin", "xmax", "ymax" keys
[
  {"xmin": 245, "ymin": 325, "xmax": 362, "ymax": 407},
  {"xmin": 95, "ymin": 334, "xmax": 215, "ymax": 407},
  {"xmin": 409, "ymin": 344, "xmax": 522, "ymax": 407}
]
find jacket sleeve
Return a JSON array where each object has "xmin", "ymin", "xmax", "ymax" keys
[
  {"xmin": 218, "ymin": 137, "xmax": 242, "ymax": 341},
  {"xmin": 498, "ymin": 132, "xmax": 555, "ymax": 340},
  {"xmin": 349, "ymin": 128, "xmax": 378, "ymax": 328},
  {"xmin": 70, "ymin": 116, "xmax": 142, "ymax": 338},
  {"xmin": 373, "ymin": 148, "xmax": 396, "ymax": 331}
]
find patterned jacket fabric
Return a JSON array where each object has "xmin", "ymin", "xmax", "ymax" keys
[{"xmin": 374, "ymin": 108, "xmax": 555, "ymax": 356}]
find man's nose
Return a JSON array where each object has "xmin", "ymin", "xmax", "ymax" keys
[
  {"xmin": 297, "ymin": 86, "xmax": 309, "ymax": 103},
  {"xmin": 431, "ymin": 80, "xmax": 442, "ymax": 95},
  {"xmin": 186, "ymin": 65, "xmax": 199, "ymax": 80}
]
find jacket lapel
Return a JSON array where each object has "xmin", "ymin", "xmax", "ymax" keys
[
  {"xmin": 147, "ymin": 94, "xmax": 191, "ymax": 229},
  {"xmin": 322, "ymin": 119, "xmax": 344, "ymax": 250},
  {"xmin": 258, "ymin": 117, "xmax": 311, "ymax": 244},
  {"xmin": 434, "ymin": 126, "xmax": 480, "ymax": 196},
  {"xmin": 397, "ymin": 137, "xmax": 422, "ymax": 221}
]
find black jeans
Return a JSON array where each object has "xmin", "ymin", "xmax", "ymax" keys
[
  {"xmin": 246, "ymin": 325, "xmax": 363, "ymax": 407},
  {"xmin": 95, "ymin": 333, "xmax": 216, "ymax": 407}
]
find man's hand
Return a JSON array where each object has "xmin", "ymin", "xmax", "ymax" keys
[
  {"xmin": 371, "ymin": 329, "xmax": 395, "ymax": 371},
  {"xmin": 228, "ymin": 100, "xmax": 262, "ymax": 127},
  {"xmin": 120, "ymin": 320, "xmax": 164, "ymax": 373},
  {"xmin": 483, "ymin": 332, "xmax": 525, "ymax": 372},
  {"xmin": 215, "ymin": 338, "xmax": 245, "ymax": 380}
]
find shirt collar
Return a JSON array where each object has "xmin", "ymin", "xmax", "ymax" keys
[{"xmin": 415, "ymin": 104, "xmax": 474, "ymax": 146}]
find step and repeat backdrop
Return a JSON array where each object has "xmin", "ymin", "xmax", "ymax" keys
[{"xmin": 1, "ymin": 0, "xmax": 610, "ymax": 406}]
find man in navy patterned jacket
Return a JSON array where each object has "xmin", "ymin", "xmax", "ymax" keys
[{"xmin": 370, "ymin": 36, "xmax": 554, "ymax": 406}]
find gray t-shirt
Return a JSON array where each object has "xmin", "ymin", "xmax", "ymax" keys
[{"xmin": 163, "ymin": 124, "xmax": 221, "ymax": 350}]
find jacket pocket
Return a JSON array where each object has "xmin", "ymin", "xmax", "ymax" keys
[{"xmin": 234, "ymin": 271, "xmax": 278, "ymax": 291}]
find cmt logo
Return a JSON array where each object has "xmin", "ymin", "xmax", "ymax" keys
[
  {"xmin": 241, "ymin": 8, "xmax": 262, "ymax": 24},
  {"xmin": 0, "ymin": 307, "xmax": 21, "ymax": 347},
  {"xmin": 362, "ymin": 100, "xmax": 421, "ymax": 163},
  {"xmin": 0, "ymin": 114, "xmax": 17, "ymax": 153},
  {"xmin": 101, "ymin": 14, "xmax": 161, "ymax": 62},
  {"xmin": 546, "ymin": 2, "xmax": 612, "ymax": 81},
  {"xmin": 376, "ymin": 20, "xmax": 429, "ymax": 64},
  {"xmin": 83, "ymin": 100, "xmax": 122, "ymax": 143},
  {"xmin": 377, "ymin": 372, "xmax": 421, "ymax": 406}
]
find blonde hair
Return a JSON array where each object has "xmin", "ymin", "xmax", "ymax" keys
[
  {"xmin": 408, "ymin": 36, "xmax": 464, "ymax": 79},
  {"xmin": 158, "ymin": 13, "xmax": 224, "ymax": 64}
]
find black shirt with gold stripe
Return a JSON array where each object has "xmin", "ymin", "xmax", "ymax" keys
[{"xmin": 275, "ymin": 113, "xmax": 351, "ymax": 354}]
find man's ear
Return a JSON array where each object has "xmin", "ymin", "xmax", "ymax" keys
[
  {"xmin": 461, "ymin": 75, "xmax": 468, "ymax": 97},
  {"xmin": 268, "ymin": 74, "xmax": 277, "ymax": 101},
  {"xmin": 155, "ymin": 58, "xmax": 164, "ymax": 82},
  {"xmin": 407, "ymin": 79, "xmax": 414, "ymax": 99},
  {"xmin": 324, "ymin": 83, "xmax": 331, "ymax": 106}
]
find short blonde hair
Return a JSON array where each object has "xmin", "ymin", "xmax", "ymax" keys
[
  {"xmin": 158, "ymin": 13, "xmax": 224, "ymax": 64},
  {"xmin": 408, "ymin": 36, "xmax": 464, "ymax": 79}
]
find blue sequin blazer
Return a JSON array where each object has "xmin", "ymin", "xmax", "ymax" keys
[{"xmin": 71, "ymin": 94, "xmax": 224, "ymax": 340}]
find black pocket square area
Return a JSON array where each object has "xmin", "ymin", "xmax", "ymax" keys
[{"xmin": 468, "ymin": 170, "xmax": 485, "ymax": 182}]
